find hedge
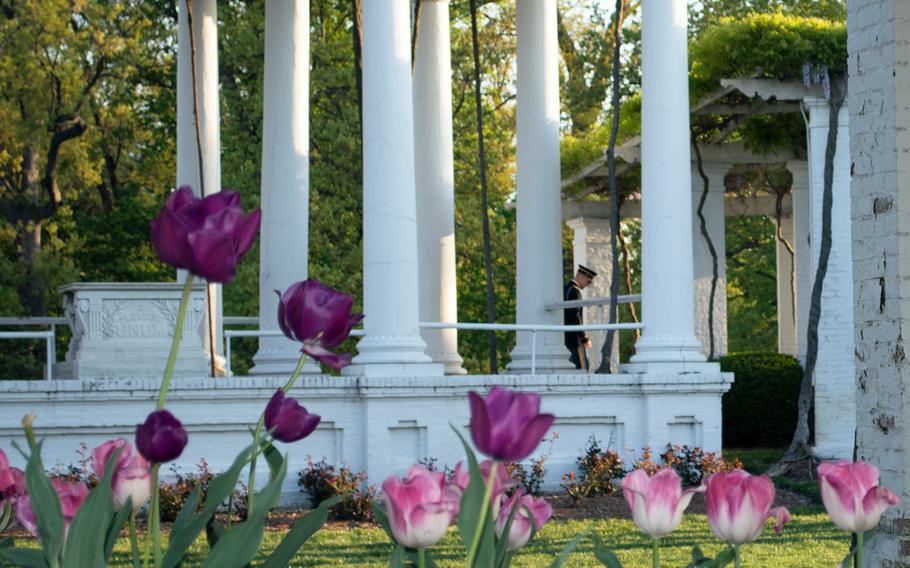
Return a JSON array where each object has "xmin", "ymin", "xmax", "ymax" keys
[{"xmin": 720, "ymin": 352, "xmax": 803, "ymax": 448}]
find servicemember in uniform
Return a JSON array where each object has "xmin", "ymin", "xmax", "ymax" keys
[{"xmin": 563, "ymin": 265, "xmax": 597, "ymax": 370}]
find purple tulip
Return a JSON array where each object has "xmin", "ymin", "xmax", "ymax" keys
[
  {"xmin": 705, "ymin": 470, "xmax": 790, "ymax": 544},
  {"xmin": 382, "ymin": 465, "xmax": 460, "ymax": 549},
  {"xmin": 468, "ymin": 387, "xmax": 555, "ymax": 462},
  {"xmin": 495, "ymin": 489, "xmax": 553, "ymax": 551},
  {"xmin": 264, "ymin": 390, "xmax": 321, "ymax": 443},
  {"xmin": 150, "ymin": 186, "xmax": 261, "ymax": 283},
  {"xmin": 92, "ymin": 438, "xmax": 152, "ymax": 513},
  {"xmin": 276, "ymin": 279, "xmax": 364, "ymax": 370},
  {"xmin": 135, "ymin": 409, "xmax": 189, "ymax": 464},
  {"xmin": 818, "ymin": 460, "xmax": 900, "ymax": 533}
]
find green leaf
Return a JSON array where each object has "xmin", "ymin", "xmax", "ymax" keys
[
  {"xmin": 260, "ymin": 495, "xmax": 341, "ymax": 568},
  {"xmin": 0, "ymin": 547, "xmax": 49, "ymax": 568},
  {"xmin": 205, "ymin": 518, "xmax": 226, "ymax": 551},
  {"xmin": 63, "ymin": 447, "xmax": 123, "ymax": 568},
  {"xmin": 199, "ymin": 454, "xmax": 287, "ymax": 568},
  {"xmin": 103, "ymin": 498, "xmax": 133, "ymax": 561},
  {"xmin": 171, "ymin": 484, "xmax": 202, "ymax": 534},
  {"xmin": 713, "ymin": 546, "xmax": 736, "ymax": 567},
  {"xmin": 261, "ymin": 439, "xmax": 283, "ymax": 480},
  {"xmin": 548, "ymin": 530, "xmax": 591, "ymax": 568},
  {"xmin": 451, "ymin": 425, "xmax": 495, "ymax": 567},
  {"xmin": 161, "ymin": 445, "xmax": 252, "ymax": 568},
  {"xmin": 24, "ymin": 440, "xmax": 64, "ymax": 566},
  {"xmin": 591, "ymin": 534, "xmax": 623, "ymax": 568},
  {"xmin": 373, "ymin": 501, "xmax": 395, "ymax": 542},
  {"xmin": 389, "ymin": 545, "xmax": 406, "ymax": 568},
  {"xmin": 691, "ymin": 546, "xmax": 706, "ymax": 562}
]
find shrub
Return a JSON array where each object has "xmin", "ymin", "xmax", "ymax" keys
[
  {"xmin": 159, "ymin": 460, "xmax": 214, "ymax": 523},
  {"xmin": 561, "ymin": 436, "xmax": 625, "ymax": 503},
  {"xmin": 506, "ymin": 433, "xmax": 557, "ymax": 497},
  {"xmin": 720, "ymin": 352, "xmax": 803, "ymax": 448},
  {"xmin": 298, "ymin": 458, "xmax": 376, "ymax": 522},
  {"xmin": 633, "ymin": 446, "xmax": 742, "ymax": 487}
]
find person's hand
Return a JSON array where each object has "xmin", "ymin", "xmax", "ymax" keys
[{"xmin": 584, "ymin": 340, "xmax": 592, "ymax": 349}]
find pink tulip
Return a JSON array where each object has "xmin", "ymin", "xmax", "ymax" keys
[
  {"xmin": 622, "ymin": 468, "xmax": 704, "ymax": 537},
  {"xmin": 0, "ymin": 449, "xmax": 14, "ymax": 497},
  {"xmin": 818, "ymin": 460, "xmax": 900, "ymax": 533},
  {"xmin": 450, "ymin": 460, "xmax": 517, "ymax": 516},
  {"xmin": 16, "ymin": 478, "xmax": 88, "ymax": 540},
  {"xmin": 495, "ymin": 489, "xmax": 553, "ymax": 551},
  {"xmin": 382, "ymin": 465, "xmax": 459, "ymax": 549},
  {"xmin": 92, "ymin": 438, "xmax": 152, "ymax": 513},
  {"xmin": 705, "ymin": 470, "xmax": 790, "ymax": 544}
]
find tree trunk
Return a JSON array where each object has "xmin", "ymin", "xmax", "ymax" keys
[
  {"xmin": 599, "ymin": 0, "xmax": 625, "ymax": 373},
  {"xmin": 469, "ymin": 0, "xmax": 498, "ymax": 374},
  {"xmin": 771, "ymin": 77, "xmax": 846, "ymax": 475},
  {"xmin": 351, "ymin": 0, "xmax": 363, "ymax": 129},
  {"xmin": 692, "ymin": 136, "xmax": 720, "ymax": 360}
]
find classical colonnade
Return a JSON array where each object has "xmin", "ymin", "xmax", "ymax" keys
[{"xmin": 173, "ymin": 0, "xmax": 713, "ymax": 378}]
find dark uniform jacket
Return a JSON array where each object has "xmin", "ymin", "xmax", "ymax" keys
[{"xmin": 563, "ymin": 280, "xmax": 588, "ymax": 350}]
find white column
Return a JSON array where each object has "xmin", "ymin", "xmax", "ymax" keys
[
  {"xmin": 176, "ymin": 0, "xmax": 224, "ymax": 374},
  {"xmin": 627, "ymin": 0, "xmax": 707, "ymax": 369},
  {"xmin": 691, "ymin": 163, "xmax": 728, "ymax": 359},
  {"xmin": 413, "ymin": 0, "xmax": 466, "ymax": 376},
  {"xmin": 788, "ymin": 161, "xmax": 811, "ymax": 363},
  {"xmin": 251, "ymin": 0, "xmax": 320, "ymax": 375},
  {"xmin": 347, "ymin": 0, "xmax": 441, "ymax": 376},
  {"xmin": 775, "ymin": 200, "xmax": 797, "ymax": 356},
  {"xmin": 805, "ymin": 97, "xmax": 855, "ymax": 459},
  {"xmin": 567, "ymin": 217, "xmax": 618, "ymax": 372},
  {"xmin": 507, "ymin": 0, "xmax": 574, "ymax": 372}
]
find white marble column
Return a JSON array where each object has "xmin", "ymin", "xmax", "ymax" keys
[
  {"xmin": 787, "ymin": 161, "xmax": 811, "ymax": 363},
  {"xmin": 413, "ymin": 0, "xmax": 465, "ymax": 376},
  {"xmin": 251, "ymin": 0, "xmax": 320, "ymax": 375},
  {"xmin": 507, "ymin": 0, "xmax": 575, "ymax": 372},
  {"xmin": 567, "ymin": 217, "xmax": 618, "ymax": 372},
  {"xmin": 691, "ymin": 163, "xmax": 728, "ymax": 359},
  {"xmin": 804, "ymin": 97, "xmax": 855, "ymax": 459},
  {"xmin": 347, "ymin": 0, "xmax": 441, "ymax": 376},
  {"xmin": 775, "ymin": 200, "xmax": 797, "ymax": 356},
  {"xmin": 176, "ymin": 0, "xmax": 224, "ymax": 374},
  {"xmin": 627, "ymin": 0, "xmax": 707, "ymax": 369}
]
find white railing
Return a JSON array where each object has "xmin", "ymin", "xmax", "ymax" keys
[
  {"xmin": 419, "ymin": 321, "xmax": 644, "ymax": 375},
  {"xmin": 223, "ymin": 328, "xmax": 365, "ymax": 377},
  {"xmin": 545, "ymin": 293, "xmax": 641, "ymax": 311},
  {"xmin": 221, "ymin": 321, "xmax": 643, "ymax": 377},
  {"xmin": 0, "ymin": 329, "xmax": 56, "ymax": 381}
]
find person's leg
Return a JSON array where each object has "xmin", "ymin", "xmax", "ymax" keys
[{"xmin": 569, "ymin": 347, "xmax": 581, "ymax": 369}]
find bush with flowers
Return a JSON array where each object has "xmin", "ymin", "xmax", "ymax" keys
[{"xmin": 0, "ymin": 186, "xmax": 901, "ymax": 568}]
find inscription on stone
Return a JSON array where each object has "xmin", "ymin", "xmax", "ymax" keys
[{"xmin": 101, "ymin": 300, "xmax": 178, "ymax": 338}]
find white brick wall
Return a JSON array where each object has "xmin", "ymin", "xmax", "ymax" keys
[
  {"xmin": 0, "ymin": 372, "xmax": 732, "ymax": 504},
  {"xmin": 848, "ymin": 0, "xmax": 910, "ymax": 563}
]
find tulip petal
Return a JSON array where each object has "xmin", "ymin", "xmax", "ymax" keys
[
  {"xmin": 302, "ymin": 343, "xmax": 352, "ymax": 370},
  {"xmin": 151, "ymin": 208, "xmax": 192, "ymax": 269},
  {"xmin": 769, "ymin": 507, "xmax": 791, "ymax": 533},
  {"xmin": 469, "ymin": 391, "xmax": 492, "ymax": 455},
  {"xmin": 234, "ymin": 209, "xmax": 262, "ymax": 258},
  {"xmin": 187, "ymin": 229, "xmax": 237, "ymax": 283}
]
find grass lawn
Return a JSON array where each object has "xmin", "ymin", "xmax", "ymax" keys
[{"xmin": 80, "ymin": 508, "xmax": 847, "ymax": 567}]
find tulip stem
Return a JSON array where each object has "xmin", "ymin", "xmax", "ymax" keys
[
  {"xmin": 465, "ymin": 461, "xmax": 499, "ymax": 568},
  {"xmin": 855, "ymin": 531, "xmax": 864, "ymax": 568},
  {"xmin": 129, "ymin": 511, "xmax": 141, "ymax": 568},
  {"xmin": 418, "ymin": 548, "xmax": 427, "ymax": 568},
  {"xmin": 734, "ymin": 544, "xmax": 741, "ymax": 568},
  {"xmin": 150, "ymin": 464, "xmax": 161, "ymax": 568},
  {"xmin": 247, "ymin": 353, "xmax": 308, "ymax": 517},
  {"xmin": 651, "ymin": 537, "xmax": 660, "ymax": 568},
  {"xmin": 157, "ymin": 275, "xmax": 194, "ymax": 410}
]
